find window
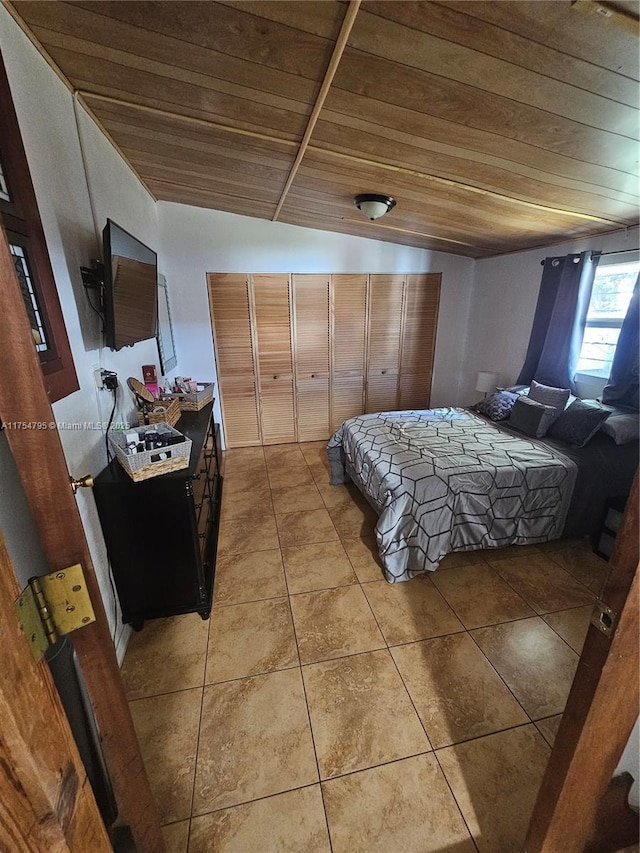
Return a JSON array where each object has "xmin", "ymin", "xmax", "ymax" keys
[
  {"xmin": 0, "ymin": 48, "xmax": 78, "ymax": 402},
  {"xmin": 576, "ymin": 260, "xmax": 638, "ymax": 379}
]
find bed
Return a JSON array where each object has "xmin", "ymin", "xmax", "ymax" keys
[{"xmin": 327, "ymin": 406, "xmax": 637, "ymax": 583}]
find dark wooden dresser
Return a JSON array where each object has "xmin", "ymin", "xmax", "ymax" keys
[{"xmin": 93, "ymin": 403, "xmax": 222, "ymax": 629}]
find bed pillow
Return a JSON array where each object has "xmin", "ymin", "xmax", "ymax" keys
[
  {"xmin": 527, "ymin": 380, "xmax": 571, "ymax": 428},
  {"xmin": 600, "ymin": 411, "xmax": 640, "ymax": 445},
  {"xmin": 549, "ymin": 399, "xmax": 610, "ymax": 447},
  {"xmin": 472, "ymin": 390, "xmax": 519, "ymax": 421},
  {"xmin": 509, "ymin": 396, "xmax": 557, "ymax": 438}
]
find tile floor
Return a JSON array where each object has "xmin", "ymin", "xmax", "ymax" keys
[{"xmin": 120, "ymin": 440, "xmax": 609, "ymax": 853}]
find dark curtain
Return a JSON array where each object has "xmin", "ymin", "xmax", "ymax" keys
[
  {"xmin": 517, "ymin": 251, "xmax": 600, "ymax": 393},
  {"xmin": 602, "ymin": 275, "xmax": 639, "ymax": 410}
]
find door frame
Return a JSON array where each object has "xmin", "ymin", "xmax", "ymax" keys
[
  {"xmin": 526, "ymin": 474, "xmax": 639, "ymax": 851},
  {"xmin": 0, "ymin": 229, "xmax": 165, "ymax": 850}
]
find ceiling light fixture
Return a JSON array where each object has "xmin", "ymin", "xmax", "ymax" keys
[{"xmin": 353, "ymin": 193, "xmax": 396, "ymax": 221}]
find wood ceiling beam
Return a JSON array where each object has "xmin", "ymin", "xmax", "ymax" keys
[{"xmin": 271, "ymin": 0, "xmax": 361, "ymax": 222}]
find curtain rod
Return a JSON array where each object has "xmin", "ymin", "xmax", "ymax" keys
[
  {"xmin": 598, "ymin": 247, "xmax": 639, "ymax": 256},
  {"xmin": 540, "ymin": 246, "xmax": 639, "ymax": 264}
]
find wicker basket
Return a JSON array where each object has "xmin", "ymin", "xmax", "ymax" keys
[
  {"xmin": 163, "ymin": 382, "xmax": 214, "ymax": 412},
  {"xmin": 108, "ymin": 424, "xmax": 192, "ymax": 482},
  {"xmin": 137, "ymin": 398, "xmax": 181, "ymax": 428}
]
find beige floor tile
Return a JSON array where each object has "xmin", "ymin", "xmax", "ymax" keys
[
  {"xmin": 275, "ymin": 507, "xmax": 339, "ymax": 548},
  {"xmin": 391, "ymin": 634, "xmax": 528, "ymax": 748},
  {"xmin": 222, "ymin": 446, "xmax": 265, "ymax": 474},
  {"xmin": 219, "ymin": 481, "xmax": 272, "ymax": 520},
  {"xmin": 328, "ymin": 500, "xmax": 378, "ymax": 539},
  {"xmin": 485, "ymin": 543, "xmax": 542, "ymax": 561},
  {"xmin": 268, "ymin": 463, "xmax": 316, "ymax": 489},
  {"xmin": 322, "ymin": 753, "xmax": 475, "ymax": 853},
  {"xmin": 471, "ymin": 617, "xmax": 579, "ymax": 719},
  {"xmin": 290, "ymin": 585, "xmax": 385, "ymax": 664},
  {"xmin": 188, "ymin": 786, "xmax": 331, "ymax": 853},
  {"xmin": 282, "ymin": 540, "xmax": 358, "ymax": 594},
  {"xmin": 271, "ymin": 483, "xmax": 324, "ymax": 514},
  {"xmin": 205, "ymin": 598, "xmax": 298, "ymax": 683},
  {"xmin": 342, "ymin": 536, "xmax": 385, "ymax": 583},
  {"xmin": 543, "ymin": 605, "xmax": 593, "ymax": 653},
  {"xmin": 121, "ymin": 614, "xmax": 209, "ymax": 700},
  {"xmin": 264, "ymin": 443, "xmax": 306, "ymax": 465},
  {"xmin": 161, "ymin": 820, "xmax": 189, "ymax": 853},
  {"xmin": 547, "ymin": 542, "xmax": 608, "ymax": 594},
  {"xmin": 213, "ymin": 550, "xmax": 287, "ymax": 606},
  {"xmin": 305, "ymin": 457, "xmax": 331, "ymax": 480},
  {"xmin": 217, "ymin": 511, "xmax": 279, "ymax": 556},
  {"xmin": 303, "ymin": 649, "xmax": 430, "ymax": 779},
  {"xmin": 437, "ymin": 550, "xmax": 488, "ymax": 570},
  {"xmin": 430, "ymin": 563, "xmax": 535, "ymax": 629},
  {"xmin": 438, "ymin": 725, "xmax": 550, "ymax": 853},
  {"xmin": 193, "ymin": 669, "xmax": 317, "ymax": 813},
  {"xmin": 317, "ymin": 481, "xmax": 362, "ymax": 511},
  {"xmin": 489, "ymin": 553, "xmax": 594, "ymax": 613},
  {"xmin": 362, "ymin": 576, "xmax": 464, "ymax": 645},
  {"xmin": 535, "ymin": 715, "xmax": 563, "ymax": 747},
  {"xmin": 222, "ymin": 467, "xmax": 270, "ymax": 496},
  {"xmin": 129, "ymin": 688, "xmax": 201, "ymax": 824}
]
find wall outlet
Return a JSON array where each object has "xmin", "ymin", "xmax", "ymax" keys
[{"xmin": 94, "ymin": 368, "xmax": 104, "ymax": 390}]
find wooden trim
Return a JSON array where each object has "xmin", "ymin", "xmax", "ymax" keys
[
  {"xmin": 271, "ymin": 0, "xmax": 361, "ymax": 221},
  {"xmin": 0, "ymin": 531, "xmax": 112, "ymax": 852},
  {"xmin": 0, "ymin": 228, "xmax": 165, "ymax": 852},
  {"xmin": 525, "ymin": 473, "xmax": 639, "ymax": 852},
  {"xmin": 0, "ymin": 48, "xmax": 79, "ymax": 402}
]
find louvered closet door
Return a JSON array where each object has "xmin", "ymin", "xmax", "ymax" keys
[
  {"xmin": 293, "ymin": 274, "xmax": 330, "ymax": 441},
  {"xmin": 331, "ymin": 274, "xmax": 367, "ymax": 431},
  {"xmin": 365, "ymin": 274, "xmax": 405, "ymax": 413},
  {"xmin": 252, "ymin": 274, "xmax": 297, "ymax": 445},
  {"xmin": 207, "ymin": 273, "xmax": 260, "ymax": 447},
  {"xmin": 400, "ymin": 273, "xmax": 442, "ymax": 410}
]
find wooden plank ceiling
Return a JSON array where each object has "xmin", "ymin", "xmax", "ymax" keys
[{"xmin": 9, "ymin": 0, "xmax": 640, "ymax": 258}]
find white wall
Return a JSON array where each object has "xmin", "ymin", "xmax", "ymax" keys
[
  {"xmin": 158, "ymin": 202, "xmax": 475, "ymax": 444},
  {"xmin": 461, "ymin": 225, "xmax": 640, "ymax": 404},
  {"xmin": 0, "ymin": 8, "xmax": 161, "ymax": 658}
]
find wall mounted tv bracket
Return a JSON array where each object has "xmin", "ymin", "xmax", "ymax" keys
[{"xmin": 80, "ymin": 259, "xmax": 106, "ymax": 320}]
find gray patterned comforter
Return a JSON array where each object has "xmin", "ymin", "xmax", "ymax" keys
[{"xmin": 327, "ymin": 408, "xmax": 578, "ymax": 582}]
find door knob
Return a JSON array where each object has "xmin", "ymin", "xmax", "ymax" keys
[{"xmin": 70, "ymin": 474, "xmax": 94, "ymax": 494}]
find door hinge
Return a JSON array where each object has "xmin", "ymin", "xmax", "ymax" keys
[
  {"xmin": 15, "ymin": 564, "xmax": 97, "ymax": 661},
  {"xmin": 590, "ymin": 599, "xmax": 619, "ymax": 638}
]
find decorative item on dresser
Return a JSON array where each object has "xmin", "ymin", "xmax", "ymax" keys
[{"xmin": 93, "ymin": 403, "xmax": 222, "ymax": 630}]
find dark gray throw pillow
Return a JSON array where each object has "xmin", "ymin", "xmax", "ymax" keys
[
  {"xmin": 509, "ymin": 396, "xmax": 556, "ymax": 438},
  {"xmin": 549, "ymin": 399, "xmax": 610, "ymax": 447},
  {"xmin": 528, "ymin": 380, "xmax": 571, "ymax": 428},
  {"xmin": 472, "ymin": 390, "xmax": 519, "ymax": 421}
]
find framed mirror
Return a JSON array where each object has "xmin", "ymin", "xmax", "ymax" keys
[{"xmin": 156, "ymin": 273, "xmax": 177, "ymax": 374}]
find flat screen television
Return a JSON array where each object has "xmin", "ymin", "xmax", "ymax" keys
[{"xmin": 103, "ymin": 219, "xmax": 158, "ymax": 351}]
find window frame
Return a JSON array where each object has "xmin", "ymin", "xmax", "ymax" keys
[
  {"xmin": 575, "ymin": 255, "xmax": 639, "ymax": 382},
  {"xmin": 0, "ymin": 48, "xmax": 78, "ymax": 402}
]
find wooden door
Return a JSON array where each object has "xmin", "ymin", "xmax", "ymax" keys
[
  {"xmin": 331, "ymin": 274, "xmax": 367, "ymax": 431},
  {"xmin": 399, "ymin": 273, "xmax": 441, "ymax": 409},
  {"xmin": 208, "ymin": 273, "xmax": 261, "ymax": 447},
  {"xmin": 366, "ymin": 274, "xmax": 405, "ymax": 413},
  {"xmin": 0, "ymin": 531, "xmax": 112, "ymax": 852},
  {"xmin": 252, "ymin": 274, "xmax": 296, "ymax": 444},
  {"xmin": 293, "ymin": 274, "xmax": 330, "ymax": 441},
  {"xmin": 0, "ymin": 229, "xmax": 164, "ymax": 850},
  {"xmin": 526, "ymin": 475, "xmax": 639, "ymax": 852}
]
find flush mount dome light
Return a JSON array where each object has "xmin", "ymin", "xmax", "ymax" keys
[{"xmin": 353, "ymin": 193, "xmax": 396, "ymax": 221}]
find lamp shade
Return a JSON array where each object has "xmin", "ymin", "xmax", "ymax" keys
[
  {"xmin": 353, "ymin": 193, "xmax": 396, "ymax": 221},
  {"xmin": 475, "ymin": 371, "xmax": 499, "ymax": 394}
]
